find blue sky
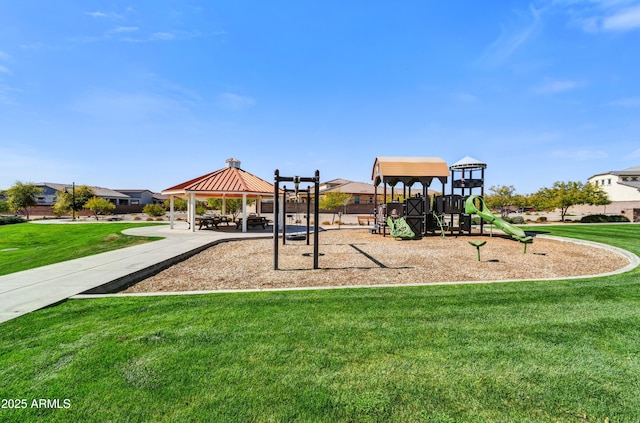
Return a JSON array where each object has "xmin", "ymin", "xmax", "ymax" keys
[{"xmin": 1, "ymin": 1, "xmax": 639, "ymax": 194}]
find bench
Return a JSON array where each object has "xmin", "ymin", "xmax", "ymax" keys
[
  {"xmin": 357, "ymin": 215, "xmax": 374, "ymax": 226},
  {"xmin": 197, "ymin": 216, "xmax": 232, "ymax": 230},
  {"xmin": 236, "ymin": 216, "xmax": 270, "ymax": 230}
]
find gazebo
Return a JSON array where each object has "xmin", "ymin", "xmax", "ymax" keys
[{"xmin": 162, "ymin": 158, "xmax": 276, "ymax": 232}]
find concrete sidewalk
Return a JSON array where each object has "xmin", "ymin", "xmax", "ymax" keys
[{"xmin": 0, "ymin": 222, "xmax": 271, "ymax": 324}]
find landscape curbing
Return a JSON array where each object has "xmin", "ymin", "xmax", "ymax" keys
[{"xmin": 75, "ymin": 227, "xmax": 640, "ymax": 299}]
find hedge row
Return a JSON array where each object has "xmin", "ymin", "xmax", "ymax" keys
[
  {"xmin": 0, "ymin": 216, "xmax": 27, "ymax": 225},
  {"xmin": 580, "ymin": 214, "xmax": 630, "ymax": 223}
]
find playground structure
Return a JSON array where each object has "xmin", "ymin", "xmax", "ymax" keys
[{"xmin": 372, "ymin": 156, "xmax": 532, "ymax": 246}]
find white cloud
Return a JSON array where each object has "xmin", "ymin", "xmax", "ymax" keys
[
  {"xmin": 628, "ymin": 147, "xmax": 640, "ymax": 159},
  {"xmin": 477, "ymin": 4, "xmax": 543, "ymax": 68},
  {"xmin": 605, "ymin": 96, "xmax": 640, "ymax": 106},
  {"xmin": 550, "ymin": 149, "xmax": 608, "ymax": 160},
  {"xmin": 111, "ymin": 26, "xmax": 139, "ymax": 33},
  {"xmin": 0, "ymin": 51, "xmax": 10, "ymax": 61},
  {"xmin": 0, "ymin": 83, "xmax": 19, "ymax": 104},
  {"xmin": 602, "ymin": 4, "xmax": 640, "ymax": 30},
  {"xmin": 217, "ymin": 93, "xmax": 256, "ymax": 110},
  {"xmin": 0, "ymin": 65, "xmax": 11, "ymax": 75},
  {"xmin": 556, "ymin": 0, "xmax": 640, "ymax": 32},
  {"xmin": 151, "ymin": 32, "xmax": 175, "ymax": 41},
  {"xmin": 84, "ymin": 11, "xmax": 123, "ymax": 20},
  {"xmin": 533, "ymin": 79, "xmax": 582, "ymax": 94}
]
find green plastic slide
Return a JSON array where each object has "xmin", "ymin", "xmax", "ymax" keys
[
  {"xmin": 387, "ymin": 216, "xmax": 416, "ymax": 239},
  {"xmin": 465, "ymin": 195, "xmax": 533, "ymax": 244}
]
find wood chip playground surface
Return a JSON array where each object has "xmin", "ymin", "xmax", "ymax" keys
[{"xmin": 122, "ymin": 228, "xmax": 631, "ymax": 293}]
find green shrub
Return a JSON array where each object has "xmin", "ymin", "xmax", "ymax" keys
[
  {"xmin": 536, "ymin": 216, "xmax": 548, "ymax": 223},
  {"xmin": 0, "ymin": 216, "xmax": 26, "ymax": 225},
  {"xmin": 143, "ymin": 204, "xmax": 166, "ymax": 218},
  {"xmin": 508, "ymin": 216, "xmax": 525, "ymax": 224},
  {"xmin": 581, "ymin": 214, "xmax": 630, "ymax": 223}
]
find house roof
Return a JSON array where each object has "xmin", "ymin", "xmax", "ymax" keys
[
  {"xmin": 322, "ymin": 178, "xmax": 352, "ymax": 187},
  {"xmin": 589, "ymin": 166, "xmax": 640, "ymax": 179},
  {"xmin": 116, "ymin": 189, "xmax": 154, "ymax": 194},
  {"xmin": 323, "ymin": 181, "xmax": 377, "ymax": 195},
  {"xmin": 372, "ymin": 156, "xmax": 449, "ymax": 187},
  {"xmin": 37, "ymin": 183, "xmax": 131, "ymax": 199},
  {"xmin": 162, "ymin": 166, "xmax": 276, "ymax": 197},
  {"xmin": 323, "ymin": 180, "xmax": 439, "ymax": 196}
]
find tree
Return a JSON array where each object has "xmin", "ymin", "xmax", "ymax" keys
[
  {"xmin": 6, "ymin": 181, "xmax": 43, "ymax": 220},
  {"xmin": 163, "ymin": 197, "xmax": 188, "ymax": 212},
  {"xmin": 54, "ymin": 185, "xmax": 95, "ymax": 218},
  {"xmin": 0, "ymin": 197, "xmax": 9, "ymax": 214},
  {"xmin": 320, "ymin": 192, "xmax": 351, "ymax": 224},
  {"xmin": 84, "ymin": 197, "xmax": 116, "ymax": 220},
  {"xmin": 207, "ymin": 198, "xmax": 255, "ymax": 218},
  {"xmin": 143, "ymin": 204, "xmax": 166, "ymax": 218},
  {"xmin": 531, "ymin": 181, "xmax": 610, "ymax": 221},
  {"xmin": 484, "ymin": 185, "xmax": 516, "ymax": 217}
]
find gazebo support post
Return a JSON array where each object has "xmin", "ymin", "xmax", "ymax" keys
[
  {"xmin": 189, "ymin": 192, "xmax": 196, "ymax": 233},
  {"xmin": 169, "ymin": 195, "xmax": 175, "ymax": 229},
  {"xmin": 242, "ymin": 193, "xmax": 247, "ymax": 232}
]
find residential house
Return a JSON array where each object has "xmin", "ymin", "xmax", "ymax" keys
[
  {"xmin": 115, "ymin": 189, "xmax": 166, "ymax": 205},
  {"xmin": 588, "ymin": 166, "xmax": 640, "ymax": 202},
  {"xmin": 34, "ymin": 183, "xmax": 132, "ymax": 205},
  {"xmin": 584, "ymin": 166, "xmax": 640, "ymax": 220}
]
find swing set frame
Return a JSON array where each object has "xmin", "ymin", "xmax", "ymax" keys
[{"xmin": 273, "ymin": 169, "xmax": 321, "ymax": 270}]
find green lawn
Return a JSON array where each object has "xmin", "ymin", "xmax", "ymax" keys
[
  {"xmin": 0, "ymin": 224, "xmax": 639, "ymax": 422},
  {"xmin": 0, "ymin": 222, "xmax": 164, "ymax": 276}
]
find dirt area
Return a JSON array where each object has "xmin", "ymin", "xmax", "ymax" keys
[{"xmin": 123, "ymin": 229, "xmax": 631, "ymax": 293}]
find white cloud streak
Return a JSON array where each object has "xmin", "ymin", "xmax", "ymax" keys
[
  {"xmin": 602, "ymin": 4, "xmax": 640, "ymax": 29},
  {"xmin": 555, "ymin": 0, "xmax": 640, "ymax": 32},
  {"xmin": 606, "ymin": 96, "xmax": 640, "ymax": 106},
  {"xmin": 84, "ymin": 11, "xmax": 123, "ymax": 20},
  {"xmin": 478, "ymin": 5, "xmax": 544, "ymax": 68},
  {"xmin": 533, "ymin": 79, "xmax": 582, "ymax": 94},
  {"xmin": 217, "ymin": 93, "xmax": 256, "ymax": 110}
]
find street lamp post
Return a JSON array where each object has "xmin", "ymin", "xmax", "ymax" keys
[{"xmin": 72, "ymin": 182, "xmax": 75, "ymax": 220}]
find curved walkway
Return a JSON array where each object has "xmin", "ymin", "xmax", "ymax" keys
[
  {"xmin": 1, "ymin": 223, "xmax": 638, "ymax": 324},
  {"xmin": 0, "ymin": 222, "xmax": 270, "ymax": 324}
]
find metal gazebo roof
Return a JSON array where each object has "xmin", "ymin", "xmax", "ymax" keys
[{"xmin": 162, "ymin": 158, "xmax": 275, "ymax": 198}]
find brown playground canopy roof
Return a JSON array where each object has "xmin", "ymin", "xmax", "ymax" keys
[{"xmin": 372, "ymin": 156, "xmax": 449, "ymax": 187}]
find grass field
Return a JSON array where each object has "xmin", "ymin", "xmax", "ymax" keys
[
  {"xmin": 0, "ymin": 224, "xmax": 639, "ymax": 422},
  {"xmin": 0, "ymin": 222, "xmax": 164, "ymax": 276}
]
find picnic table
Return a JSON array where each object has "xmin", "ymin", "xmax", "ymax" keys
[
  {"xmin": 236, "ymin": 216, "xmax": 270, "ymax": 230},
  {"xmin": 196, "ymin": 216, "xmax": 232, "ymax": 230}
]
